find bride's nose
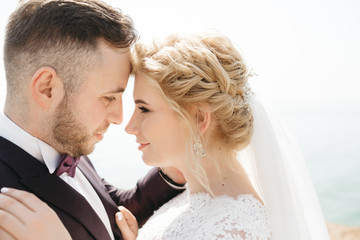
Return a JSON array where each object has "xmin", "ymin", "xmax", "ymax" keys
[{"xmin": 125, "ymin": 116, "xmax": 139, "ymax": 135}]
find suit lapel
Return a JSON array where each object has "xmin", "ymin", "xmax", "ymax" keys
[
  {"xmin": 0, "ymin": 137, "xmax": 112, "ymax": 240},
  {"xmin": 21, "ymin": 175, "xmax": 112, "ymax": 240},
  {"xmin": 78, "ymin": 159, "xmax": 122, "ymax": 239}
]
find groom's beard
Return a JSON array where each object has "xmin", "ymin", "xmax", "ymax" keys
[{"xmin": 52, "ymin": 95, "xmax": 94, "ymax": 157}]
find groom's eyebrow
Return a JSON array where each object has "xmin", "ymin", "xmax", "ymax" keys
[
  {"xmin": 134, "ymin": 99, "xmax": 148, "ymax": 105},
  {"xmin": 105, "ymin": 88, "xmax": 125, "ymax": 94}
]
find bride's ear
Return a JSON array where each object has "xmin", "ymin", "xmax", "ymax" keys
[{"xmin": 196, "ymin": 104, "xmax": 212, "ymax": 136}]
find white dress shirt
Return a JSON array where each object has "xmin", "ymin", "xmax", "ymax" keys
[{"xmin": 0, "ymin": 113, "xmax": 114, "ymax": 240}]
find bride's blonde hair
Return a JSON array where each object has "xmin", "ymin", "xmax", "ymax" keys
[{"xmin": 132, "ymin": 33, "xmax": 253, "ymax": 193}]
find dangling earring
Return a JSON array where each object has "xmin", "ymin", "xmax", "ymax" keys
[{"xmin": 193, "ymin": 136, "xmax": 205, "ymax": 158}]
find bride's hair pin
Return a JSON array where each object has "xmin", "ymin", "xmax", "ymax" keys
[{"xmin": 243, "ymin": 84, "xmax": 255, "ymax": 105}]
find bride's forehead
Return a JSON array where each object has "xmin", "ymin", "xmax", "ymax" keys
[{"xmin": 133, "ymin": 74, "xmax": 152, "ymax": 94}]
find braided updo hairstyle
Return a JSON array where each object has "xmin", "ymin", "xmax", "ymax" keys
[{"xmin": 132, "ymin": 33, "xmax": 253, "ymax": 192}]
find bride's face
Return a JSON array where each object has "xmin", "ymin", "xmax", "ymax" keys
[{"xmin": 125, "ymin": 73, "xmax": 188, "ymax": 168}]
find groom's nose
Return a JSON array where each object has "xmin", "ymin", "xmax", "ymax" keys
[{"xmin": 106, "ymin": 99, "xmax": 123, "ymax": 125}]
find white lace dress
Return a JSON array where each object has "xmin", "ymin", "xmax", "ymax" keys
[{"xmin": 137, "ymin": 189, "xmax": 272, "ymax": 240}]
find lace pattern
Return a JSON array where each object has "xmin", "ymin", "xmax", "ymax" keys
[{"xmin": 138, "ymin": 189, "xmax": 272, "ymax": 240}]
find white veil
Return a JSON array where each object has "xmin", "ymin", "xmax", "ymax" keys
[{"xmin": 238, "ymin": 96, "xmax": 330, "ymax": 239}]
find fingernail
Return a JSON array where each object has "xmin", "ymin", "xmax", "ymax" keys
[
  {"xmin": 116, "ymin": 212, "xmax": 123, "ymax": 221},
  {"xmin": 1, "ymin": 187, "xmax": 9, "ymax": 193}
]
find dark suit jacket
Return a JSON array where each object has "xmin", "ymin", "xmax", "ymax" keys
[{"xmin": 0, "ymin": 136, "xmax": 182, "ymax": 240}]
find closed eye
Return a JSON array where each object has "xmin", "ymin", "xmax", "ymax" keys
[
  {"xmin": 105, "ymin": 96, "xmax": 116, "ymax": 102},
  {"xmin": 138, "ymin": 106, "xmax": 149, "ymax": 113}
]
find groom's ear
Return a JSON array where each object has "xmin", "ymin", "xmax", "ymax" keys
[{"xmin": 30, "ymin": 67, "xmax": 63, "ymax": 109}]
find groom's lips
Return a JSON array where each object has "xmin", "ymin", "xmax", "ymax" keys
[
  {"xmin": 95, "ymin": 131, "xmax": 106, "ymax": 141},
  {"xmin": 94, "ymin": 126, "xmax": 109, "ymax": 141},
  {"xmin": 95, "ymin": 133, "xmax": 104, "ymax": 141}
]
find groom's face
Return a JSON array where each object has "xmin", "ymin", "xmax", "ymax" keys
[{"xmin": 50, "ymin": 44, "xmax": 131, "ymax": 157}]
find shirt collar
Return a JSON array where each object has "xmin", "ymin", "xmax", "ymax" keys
[{"xmin": 0, "ymin": 112, "xmax": 61, "ymax": 173}]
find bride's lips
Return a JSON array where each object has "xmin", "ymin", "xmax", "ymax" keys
[{"xmin": 138, "ymin": 143, "xmax": 149, "ymax": 150}]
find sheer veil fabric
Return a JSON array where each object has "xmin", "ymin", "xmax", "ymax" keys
[{"xmin": 239, "ymin": 97, "xmax": 330, "ymax": 239}]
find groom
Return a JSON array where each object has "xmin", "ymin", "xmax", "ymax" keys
[{"xmin": 0, "ymin": 0, "xmax": 184, "ymax": 239}]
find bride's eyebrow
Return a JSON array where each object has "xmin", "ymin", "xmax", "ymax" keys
[{"xmin": 134, "ymin": 99, "xmax": 148, "ymax": 105}]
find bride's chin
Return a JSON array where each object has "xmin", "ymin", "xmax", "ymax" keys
[{"xmin": 141, "ymin": 156, "xmax": 156, "ymax": 166}]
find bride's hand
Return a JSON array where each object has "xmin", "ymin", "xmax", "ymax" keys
[
  {"xmin": 115, "ymin": 206, "xmax": 139, "ymax": 240},
  {"xmin": 0, "ymin": 188, "xmax": 71, "ymax": 240}
]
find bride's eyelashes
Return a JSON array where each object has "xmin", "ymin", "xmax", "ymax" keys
[{"xmin": 138, "ymin": 106, "xmax": 150, "ymax": 113}]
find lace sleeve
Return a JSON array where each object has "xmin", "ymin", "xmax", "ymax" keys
[
  {"xmin": 205, "ymin": 195, "xmax": 272, "ymax": 240},
  {"xmin": 137, "ymin": 191, "xmax": 272, "ymax": 240},
  {"xmin": 213, "ymin": 227, "xmax": 270, "ymax": 240},
  {"xmin": 214, "ymin": 227, "xmax": 247, "ymax": 239}
]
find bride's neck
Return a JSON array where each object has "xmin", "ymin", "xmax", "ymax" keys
[{"xmin": 181, "ymin": 153, "xmax": 257, "ymax": 198}]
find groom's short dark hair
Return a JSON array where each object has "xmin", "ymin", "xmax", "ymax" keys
[{"xmin": 4, "ymin": 0, "xmax": 137, "ymax": 104}]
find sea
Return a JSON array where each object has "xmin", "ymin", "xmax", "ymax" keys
[{"xmin": 90, "ymin": 106, "xmax": 360, "ymax": 227}]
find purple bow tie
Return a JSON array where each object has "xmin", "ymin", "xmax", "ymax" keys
[{"xmin": 55, "ymin": 154, "xmax": 80, "ymax": 178}]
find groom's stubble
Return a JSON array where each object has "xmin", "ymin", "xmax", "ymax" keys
[{"xmin": 51, "ymin": 93, "xmax": 109, "ymax": 157}]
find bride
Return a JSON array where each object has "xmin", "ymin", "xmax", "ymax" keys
[
  {"xmin": 0, "ymin": 32, "xmax": 329, "ymax": 239},
  {"xmin": 115, "ymin": 32, "xmax": 330, "ymax": 240}
]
